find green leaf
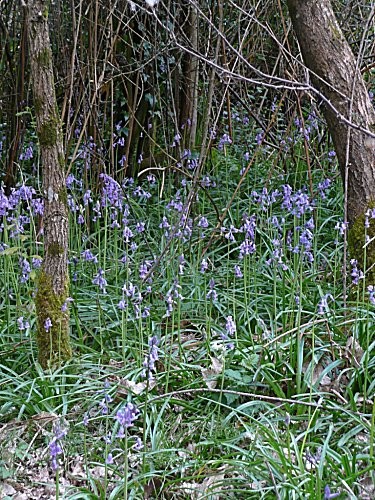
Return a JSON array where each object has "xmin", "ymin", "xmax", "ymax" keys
[{"xmin": 0, "ymin": 246, "xmax": 20, "ymax": 256}]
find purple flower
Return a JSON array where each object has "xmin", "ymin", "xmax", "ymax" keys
[
  {"xmin": 281, "ymin": 185, "xmax": 313, "ymax": 217},
  {"xmin": 239, "ymin": 239, "xmax": 255, "ymax": 259},
  {"xmin": 324, "ymin": 485, "xmax": 339, "ymax": 499},
  {"xmin": 255, "ymin": 131, "xmax": 264, "ymax": 144},
  {"xmin": 218, "ymin": 133, "xmax": 232, "ymax": 150},
  {"xmin": 17, "ymin": 317, "xmax": 30, "ymax": 331},
  {"xmin": 123, "ymin": 281, "xmax": 137, "ymax": 298},
  {"xmin": 100, "ymin": 174, "xmax": 124, "ymax": 208},
  {"xmin": 118, "ymin": 299, "xmax": 128, "ymax": 310},
  {"xmin": 335, "ymin": 221, "xmax": 348, "ymax": 235},
  {"xmin": 98, "ymin": 380, "xmax": 113, "ymax": 415},
  {"xmin": 44, "ymin": 317, "xmax": 52, "ymax": 332},
  {"xmin": 165, "ymin": 281, "xmax": 184, "ymax": 317},
  {"xmin": 49, "ymin": 420, "xmax": 68, "ymax": 470},
  {"xmin": 172, "ymin": 133, "xmax": 181, "ymax": 146},
  {"xmin": 32, "ymin": 257, "xmax": 42, "ymax": 269},
  {"xmin": 61, "ymin": 297, "xmax": 73, "ymax": 312},
  {"xmin": 222, "ymin": 225, "xmax": 240, "ymax": 242},
  {"xmin": 106, "ymin": 453, "xmax": 114, "ymax": 464},
  {"xmin": 136, "ymin": 221, "xmax": 146, "ymax": 233},
  {"xmin": 368, "ymin": 285, "xmax": 375, "ymax": 305},
  {"xmin": 200, "ymin": 176, "xmax": 216, "ymax": 188},
  {"xmin": 317, "ymin": 294, "xmax": 333, "ymax": 315},
  {"xmin": 318, "ymin": 179, "xmax": 331, "ymax": 199},
  {"xmin": 19, "ymin": 143, "xmax": 34, "ymax": 161},
  {"xmin": 159, "ymin": 216, "xmax": 171, "ymax": 235},
  {"xmin": 116, "ymin": 402, "xmax": 139, "ymax": 437},
  {"xmin": 198, "ymin": 216, "xmax": 209, "ymax": 229},
  {"xmin": 234, "ymin": 265, "xmax": 243, "ymax": 278},
  {"xmin": 178, "ymin": 254, "xmax": 186, "ymax": 275},
  {"xmin": 225, "ymin": 316, "xmax": 236, "ymax": 336},
  {"xmin": 31, "ymin": 197, "xmax": 44, "ymax": 216},
  {"xmin": 350, "ymin": 259, "xmax": 364, "ymax": 285},
  {"xmin": 19, "ymin": 257, "xmax": 31, "ymax": 283},
  {"xmin": 92, "ymin": 268, "xmax": 107, "ymax": 293},
  {"xmin": 81, "ymin": 249, "xmax": 98, "ymax": 263},
  {"xmin": 206, "ymin": 279, "xmax": 218, "ymax": 302},
  {"xmin": 0, "ymin": 188, "xmax": 9, "ymax": 216},
  {"xmin": 241, "ymin": 214, "xmax": 256, "ymax": 240},
  {"xmin": 200, "ymin": 259, "xmax": 208, "ymax": 273},
  {"xmin": 83, "ymin": 190, "xmax": 92, "ymax": 206},
  {"xmin": 123, "ymin": 225, "xmax": 134, "ymax": 242},
  {"xmin": 139, "ymin": 260, "xmax": 153, "ymax": 280},
  {"xmin": 142, "ymin": 336, "xmax": 159, "ymax": 379},
  {"xmin": 133, "ymin": 437, "xmax": 144, "ymax": 450}
]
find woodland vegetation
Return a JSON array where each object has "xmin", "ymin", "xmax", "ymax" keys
[{"xmin": 0, "ymin": 0, "xmax": 374, "ymax": 498}]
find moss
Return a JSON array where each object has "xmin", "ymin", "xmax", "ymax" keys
[
  {"xmin": 34, "ymin": 97, "xmax": 44, "ymax": 115},
  {"xmin": 58, "ymin": 153, "xmax": 66, "ymax": 170},
  {"xmin": 348, "ymin": 203, "xmax": 375, "ymax": 285},
  {"xmin": 38, "ymin": 116, "xmax": 60, "ymax": 147},
  {"xmin": 48, "ymin": 243, "xmax": 65, "ymax": 256},
  {"xmin": 58, "ymin": 185, "xmax": 68, "ymax": 207},
  {"xmin": 330, "ymin": 25, "xmax": 342, "ymax": 41},
  {"xmin": 36, "ymin": 47, "xmax": 52, "ymax": 69},
  {"xmin": 35, "ymin": 270, "xmax": 72, "ymax": 369}
]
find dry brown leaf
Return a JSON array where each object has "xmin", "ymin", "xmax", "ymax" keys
[
  {"xmin": 119, "ymin": 378, "xmax": 156, "ymax": 395},
  {"xmin": 201, "ymin": 357, "xmax": 223, "ymax": 389}
]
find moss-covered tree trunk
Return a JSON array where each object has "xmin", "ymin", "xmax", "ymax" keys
[
  {"xmin": 27, "ymin": 0, "xmax": 72, "ymax": 368},
  {"xmin": 287, "ymin": 0, "xmax": 375, "ymax": 276}
]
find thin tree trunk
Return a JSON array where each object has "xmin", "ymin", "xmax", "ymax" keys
[
  {"xmin": 287, "ymin": 0, "xmax": 375, "ymax": 274},
  {"xmin": 27, "ymin": 0, "xmax": 72, "ymax": 368}
]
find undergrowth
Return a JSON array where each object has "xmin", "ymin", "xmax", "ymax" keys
[{"xmin": 0, "ymin": 112, "xmax": 374, "ymax": 499}]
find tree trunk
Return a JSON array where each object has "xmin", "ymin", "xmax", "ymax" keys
[
  {"xmin": 27, "ymin": 0, "xmax": 72, "ymax": 368},
  {"xmin": 287, "ymin": 0, "xmax": 375, "ymax": 274}
]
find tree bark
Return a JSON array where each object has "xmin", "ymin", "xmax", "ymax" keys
[
  {"xmin": 287, "ymin": 0, "xmax": 375, "ymax": 272},
  {"xmin": 27, "ymin": 0, "xmax": 72, "ymax": 368}
]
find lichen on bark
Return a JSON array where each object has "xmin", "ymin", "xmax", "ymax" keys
[{"xmin": 35, "ymin": 271, "xmax": 72, "ymax": 369}]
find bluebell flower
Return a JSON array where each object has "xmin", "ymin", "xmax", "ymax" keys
[
  {"xmin": 116, "ymin": 403, "xmax": 139, "ymax": 437},
  {"xmin": 44, "ymin": 317, "xmax": 52, "ymax": 332},
  {"xmin": 368, "ymin": 285, "xmax": 375, "ymax": 305},
  {"xmin": 19, "ymin": 257, "xmax": 31, "ymax": 283},
  {"xmin": 198, "ymin": 216, "xmax": 209, "ymax": 228},
  {"xmin": 317, "ymin": 294, "xmax": 333, "ymax": 315},
  {"xmin": 133, "ymin": 437, "xmax": 144, "ymax": 450},
  {"xmin": 142, "ymin": 336, "xmax": 159, "ymax": 379},
  {"xmin": 324, "ymin": 485, "xmax": 339, "ymax": 499},
  {"xmin": 206, "ymin": 279, "xmax": 218, "ymax": 302},
  {"xmin": 92, "ymin": 268, "xmax": 107, "ymax": 293},
  {"xmin": 49, "ymin": 420, "xmax": 68, "ymax": 470},
  {"xmin": 350, "ymin": 259, "xmax": 364, "ymax": 285},
  {"xmin": 234, "ymin": 265, "xmax": 243, "ymax": 278},
  {"xmin": 81, "ymin": 249, "xmax": 98, "ymax": 263},
  {"xmin": 225, "ymin": 316, "xmax": 236, "ymax": 336},
  {"xmin": 17, "ymin": 317, "xmax": 30, "ymax": 331},
  {"xmin": 200, "ymin": 259, "xmax": 208, "ymax": 273}
]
